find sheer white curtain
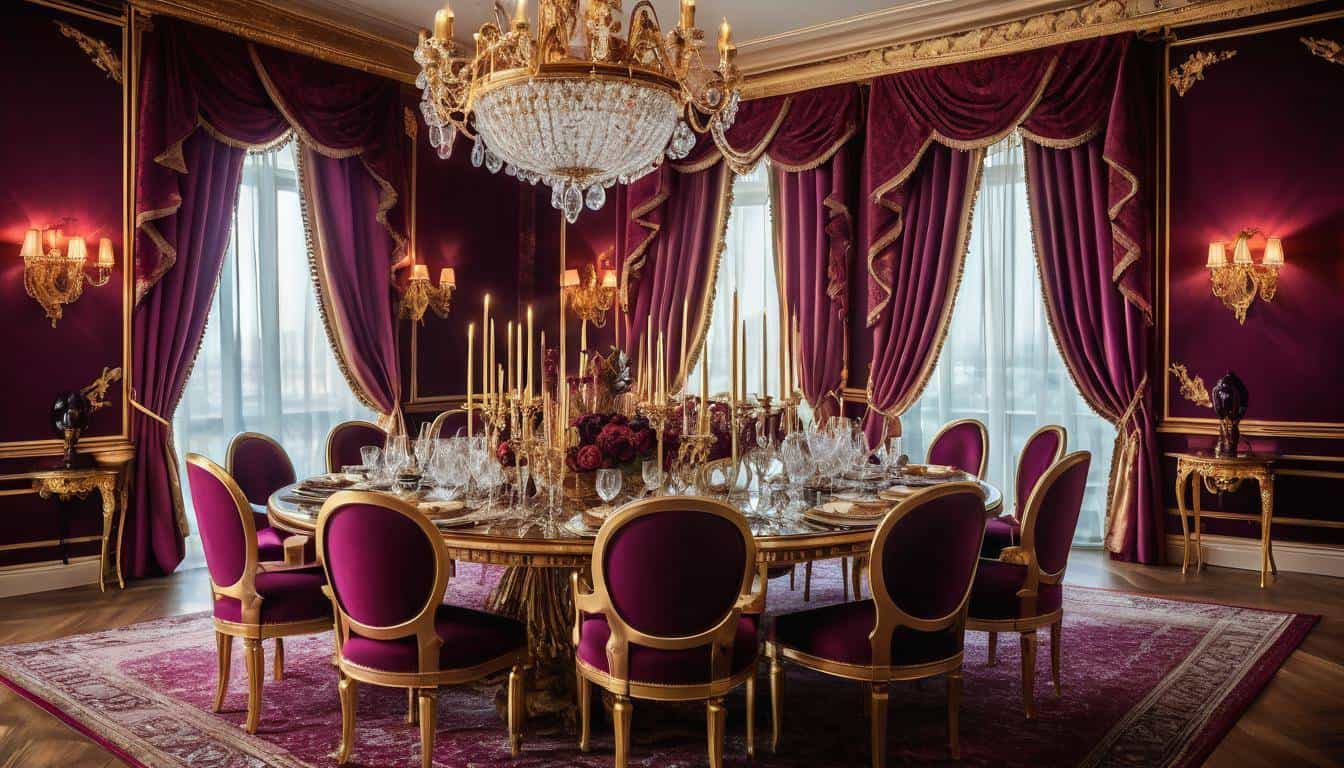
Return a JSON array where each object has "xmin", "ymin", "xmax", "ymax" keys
[
  {"xmin": 899, "ymin": 134, "xmax": 1112, "ymax": 546},
  {"xmin": 687, "ymin": 162, "xmax": 782, "ymax": 400},
  {"xmin": 175, "ymin": 143, "xmax": 376, "ymax": 522}
]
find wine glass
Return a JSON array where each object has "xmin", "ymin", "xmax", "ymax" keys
[
  {"xmin": 642, "ymin": 459, "xmax": 661, "ymax": 497},
  {"xmin": 359, "ymin": 445, "xmax": 380, "ymax": 477},
  {"xmin": 596, "ymin": 468, "xmax": 622, "ymax": 508}
]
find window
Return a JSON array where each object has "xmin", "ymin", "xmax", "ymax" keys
[
  {"xmin": 174, "ymin": 143, "xmax": 376, "ymax": 525},
  {"xmin": 899, "ymin": 134, "xmax": 1114, "ymax": 546},
  {"xmin": 688, "ymin": 162, "xmax": 783, "ymax": 400}
]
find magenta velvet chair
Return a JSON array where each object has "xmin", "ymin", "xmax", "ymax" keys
[
  {"xmin": 325, "ymin": 420, "xmax": 385, "ymax": 473},
  {"xmin": 982, "ymin": 425, "xmax": 1067, "ymax": 558},
  {"xmin": 227, "ymin": 431, "xmax": 297, "ymax": 563},
  {"xmin": 967, "ymin": 451, "xmax": 1091, "ymax": 719},
  {"xmin": 927, "ymin": 418, "xmax": 989, "ymax": 478},
  {"xmin": 767, "ymin": 482, "xmax": 987, "ymax": 766},
  {"xmin": 317, "ymin": 491, "xmax": 529, "ymax": 768},
  {"xmin": 185, "ymin": 454, "xmax": 332, "ymax": 734},
  {"xmin": 572, "ymin": 496, "xmax": 764, "ymax": 768}
]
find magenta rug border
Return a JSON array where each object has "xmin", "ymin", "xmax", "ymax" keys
[
  {"xmin": 0, "ymin": 668, "xmax": 149, "ymax": 768},
  {"xmin": 1173, "ymin": 610, "xmax": 1318, "ymax": 768},
  {"xmin": 0, "ymin": 585, "xmax": 1321, "ymax": 768}
]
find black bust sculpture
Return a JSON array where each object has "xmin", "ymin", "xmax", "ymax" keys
[
  {"xmin": 1210, "ymin": 371, "xmax": 1248, "ymax": 458},
  {"xmin": 51, "ymin": 389, "xmax": 93, "ymax": 468}
]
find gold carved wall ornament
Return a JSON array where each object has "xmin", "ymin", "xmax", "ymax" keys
[
  {"xmin": 1169, "ymin": 49, "xmax": 1237, "ymax": 97},
  {"xmin": 54, "ymin": 21, "xmax": 123, "ymax": 84},
  {"xmin": 81, "ymin": 366, "xmax": 124, "ymax": 412},
  {"xmin": 1301, "ymin": 37, "xmax": 1344, "ymax": 66},
  {"xmin": 1169, "ymin": 363, "xmax": 1213, "ymax": 408}
]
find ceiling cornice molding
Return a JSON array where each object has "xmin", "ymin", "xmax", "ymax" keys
[
  {"xmin": 741, "ymin": 0, "xmax": 1318, "ymax": 100},
  {"xmin": 130, "ymin": 0, "xmax": 417, "ymax": 84}
]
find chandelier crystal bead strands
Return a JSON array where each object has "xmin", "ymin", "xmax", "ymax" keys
[{"xmin": 416, "ymin": 0, "xmax": 741, "ymax": 222}]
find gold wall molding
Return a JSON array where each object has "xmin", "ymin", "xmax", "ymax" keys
[
  {"xmin": 1168, "ymin": 48, "xmax": 1236, "ymax": 96},
  {"xmin": 742, "ymin": 0, "xmax": 1315, "ymax": 100},
  {"xmin": 55, "ymin": 19, "xmax": 123, "ymax": 82},
  {"xmin": 1156, "ymin": 417, "xmax": 1344, "ymax": 440},
  {"xmin": 129, "ymin": 0, "xmax": 416, "ymax": 84},
  {"xmin": 1169, "ymin": 363, "xmax": 1212, "ymax": 408},
  {"xmin": 1301, "ymin": 36, "xmax": 1344, "ymax": 65}
]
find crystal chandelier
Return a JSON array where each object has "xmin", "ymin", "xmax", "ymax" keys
[{"xmin": 415, "ymin": 0, "xmax": 741, "ymax": 223}]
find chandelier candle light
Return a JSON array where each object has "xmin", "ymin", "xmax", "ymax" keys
[
  {"xmin": 20, "ymin": 227, "xmax": 115, "ymax": 326},
  {"xmin": 415, "ymin": 0, "xmax": 742, "ymax": 222}
]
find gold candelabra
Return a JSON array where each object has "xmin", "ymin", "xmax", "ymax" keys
[{"xmin": 19, "ymin": 227, "xmax": 115, "ymax": 327}]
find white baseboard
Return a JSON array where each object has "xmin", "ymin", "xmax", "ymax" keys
[
  {"xmin": 1165, "ymin": 533, "xmax": 1344, "ymax": 579},
  {"xmin": 0, "ymin": 556, "xmax": 102, "ymax": 599}
]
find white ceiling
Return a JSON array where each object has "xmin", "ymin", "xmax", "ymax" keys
[{"xmin": 277, "ymin": 0, "xmax": 1080, "ymax": 73}]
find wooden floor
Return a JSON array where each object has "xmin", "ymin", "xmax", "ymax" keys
[{"xmin": 0, "ymin": 552, "xmax": 1340, "ymax": 767}]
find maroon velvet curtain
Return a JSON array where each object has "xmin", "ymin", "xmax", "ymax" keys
[
  {"xmin": 620, "ymin": 84, "xmax": 860, "ymax": 407},
  {"xmin": 128, "ymin": 19, "xmax": 408, "ymax": 577},
  {"xmin": 861, "ymin": 34, "xmax": 1156, "ymax": 562}
]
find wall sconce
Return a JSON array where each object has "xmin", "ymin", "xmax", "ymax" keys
[
  {"xmin": 563, "ymin": 261, "xmax": 617, "ymax": 326},
  {"xmin": 20, "ymin": 226, "xmax": 115, "ymax": 327},
  {"xmin": 1206, "ymin": 228, "xmax": 1283, "ymax": 324},
  {"xmin": 401, "ymin": 263, "xmax": 456, "ymax": 323}
]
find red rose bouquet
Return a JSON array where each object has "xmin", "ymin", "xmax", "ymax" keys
[{"xmin": 566, "ymin": 412, "xmax": 657, "ymax": 471}]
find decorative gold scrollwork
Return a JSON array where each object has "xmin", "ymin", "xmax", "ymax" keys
[
  {"xmin": 1168, "ymin": 49, "xmax": 1237, "ymax": 97},
  {"xmin": 1169, "ymin": 363, "xmax": 1212, "ymax": 409},
  {"xmin": 1301, "ymin": 37, "xmax": 1344, "ymax": 66},
  {"xmin": 54, "ymin": 21, "xmax": 123, "ymax": 84}
]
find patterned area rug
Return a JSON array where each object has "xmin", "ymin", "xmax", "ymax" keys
[{"xmin": 0, "ymin": 562, "xmax": 1315, "ymax": 768}]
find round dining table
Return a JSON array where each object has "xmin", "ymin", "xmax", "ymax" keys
[{"xmin": 267, "ymin": 474, "xmax": 1001, "ymax": 719}]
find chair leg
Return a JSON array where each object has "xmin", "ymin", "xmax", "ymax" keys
[
  {"xmin": 803, "ymin": 561, "xmax": 813, "ymax": 602},
  {"xmin": 841, "ymin": 558, "xmax": 850, "ymax": 601},
  {"xmin": 613, "ymin": 695, "xmax": 633, "ymax": 768},
  {"xmin": 213, "ymin": 632, "xmax": 232, "ymax": 713},
  {"xmin": 508, "ymin": 664, "xmax": 525, "ymax": 756},
  {"xmin": 406, "ymin": 687, "xmax": 418, "ymax": 724},
  {"xmin": 1050, "ymin": 619, "xmax": 1062, "ymax": 696},
  {"xmin": 789, "ymin": 565, "xmax": 796, "ymax": 591},
  {"xmin": 852, "ymin": 556, "xmax": 864, "ymax": 599},
  {"xmin": 947, "ymin": 670, "xmax": 962, "ymax": 759},
  {"xmin": 706, "ymin": 697, "xmax": 726, "ymax": 768},
  {"xmin": 243, "ymin": 638, "xmax": 264, "ymax": 734},
  {"xmin": 335, "ymin": 673, "xmax": 357, "ymax": 765},
  {"xmin": 769, "ymin": 654, "xmax": 784, "ymax": 753},
  {"xmin": 577, "ymin": 672, "xmax": 592, "ymax": 752},
  {"xmin": 869, "ymin": 682, "xmax": 889, "ymax": 768},
  {"xmin": 274, "ymin": 637, "xmax": 284, "ymax": 681},
  {"xmin": 987, "ymin": 631, "xmax": 998, "ymax": 666},
  {"xmin": 418, "ymin": 687, "xmax": 437, "ymax": 768},
  {"xmin": 745, "ymin": 670, "xmax": 757, "ymax": 759},
  {"xmin": 1020, "ymin": 630, "xmax": 1038, "ymax": 719}
]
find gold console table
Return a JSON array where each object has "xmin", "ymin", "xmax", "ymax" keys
[
  {"xmin": 29, "ymin": 467, "xmax": 128, "ymax": 591},
  {"xmin": 1173, "ymin": 452, "xmax": 1277, "ymax": 588}
]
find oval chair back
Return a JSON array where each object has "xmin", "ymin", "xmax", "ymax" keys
[
  {"xmin": 867, "ymin": 482, "xmax": 987, "ymax": 668},
  {"xmin": 1019, "ymin": 451, "xmax": 1092, "ymax": 583},
  {"xmin": 927, "ymin": 419, "xmax": 989, "ymax": 478},
  {"xmin": 317, "ymin": 492, "xmax": 448, "ymax": 674},
  {"xmin": 227, "ymin": 432, "xmax": 296, "ymax": 507},
  {"xmin": 588, "ymin": 496, "xmax": 756, "ymax": 685},
  {"xmin": 326, "ymin": 420, "xmax": 386, "ymax": 473},
  {"xmin": 429, "ymin": 408, "xmax": 486, "ymax": 439},
  {"xmin": 1013, "ymin": 425, "xmax": 1066, "ymax": 522},
  {"xmin": 185, "ymin": 454, "xmax": 259, "ymax": 610}
]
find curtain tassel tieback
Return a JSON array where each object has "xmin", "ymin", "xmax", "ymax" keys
[
  {"xmin": 1103, "ymin": 375, "xmax": 1149, "ymax": 554},
  {"xmin": 129, "ymin": 394, "xmax": 172, "ymax": 428}
]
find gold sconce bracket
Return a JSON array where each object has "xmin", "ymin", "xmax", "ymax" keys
[
  {"xmin": 564, "ymin": 261, "xmax": 617, "ymax": 327},
  {"xmin": 400, "ymin": 264, "xmax": 456, "ymax": 323},
  {"xmin": 1205, "ymin": 227, "xmax": 1283, "ymax": 324},
  {"xmin": 19, "ymin": 225, "xmax": 116, "ymax": 327}
]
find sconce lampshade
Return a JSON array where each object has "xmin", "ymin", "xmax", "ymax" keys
[
  {"xmin": 600, "ymin": 269, "xmax": 618, "ymax": 289},
  {"xmin": 411, "ymin": 263, "xmax": 430, "ymax": 282},
  {"xmin": 440, "ymin": 266, "xmax": 456, "ymax": 287},
  {"xmin": 1262, "ymin": 236, "xmax": 1284, "ymax": 267},
  {"xmin": 561, "ymin": 268, "xmax": 581, "ymax": 288},
  {"xmin": 65, "ymin": 236, "xmax": 87, "ymax": 263},
  {"xmin": 20, "ymin": 228, "xmax": 43, "ymax": 260},
  {"xmin": 1206, "ymin": 242, "xmax": 1227, "ymax": 268},
  {"xmin": 1232, "ymin": 236, "xmax": 1253, "ymax": 265},
  {"xmin": 97, "ymin": 238, "xmax": 115, "ymax": 268}
]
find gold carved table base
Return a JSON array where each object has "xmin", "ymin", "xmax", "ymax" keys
[
  {"xmin": 31, "ymin": 468, "xmax": 127, "ymax": 592},
  {"xmin": 1174, "ymin": 454, "xmax": 1277, "ymax": 589}
]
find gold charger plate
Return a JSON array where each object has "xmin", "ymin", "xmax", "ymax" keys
[{"xmin": 802, "ymin": 500, "xmax": 888, "ymax": 529}]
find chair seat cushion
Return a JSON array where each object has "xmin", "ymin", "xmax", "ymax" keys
[
  {"xmin": 213, "ymin": 565, "xmax": 331, "ymax": 625},
  {"xmin": 981, "ymin": 516, "xmax": 1019, "ymax": 558},
  {"xmin": 967, "ymin": 559, "xmax": 1062, "ymax": 621},
  {"xmin": 342, "ymin": 604, "xmax": 526, "ymax": 674},
  {"xmin": 257, "ymin": 526, "xmax": 286, "ymax": 562},
  {"xmin": 770, "ymin": 600, "xmax": 961, "ymax": 667},
  {"xmin": 578, "ymin": 614, "xmax": 758, "ymax": 686}
]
